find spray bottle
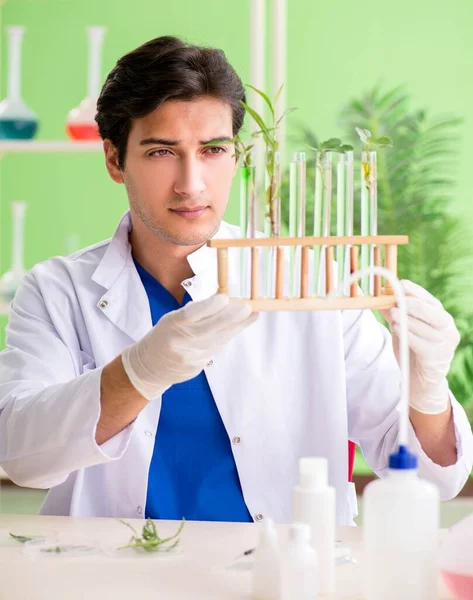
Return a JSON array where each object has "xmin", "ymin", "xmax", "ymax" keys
[{"xmin": 339, "ymin": 267, "xmax": 441, "ymax": 600}]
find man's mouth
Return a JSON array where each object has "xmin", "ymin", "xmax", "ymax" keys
[{"xmin": 170, "ymin": 206, "xmax": 209, "ymax": 220}]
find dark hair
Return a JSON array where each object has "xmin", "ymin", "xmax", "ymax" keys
[{"xmin": 96, "ymin": 35, "xmax": 246, "ymax": 169}]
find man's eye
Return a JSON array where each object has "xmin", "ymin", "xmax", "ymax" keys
[
  {"xmin": 149, "ymin": 149, "xmax": 171, "ymax": 157},
  {"xmin": 205, "ymin": 146, "xmax": 226, "ymax": 155}
]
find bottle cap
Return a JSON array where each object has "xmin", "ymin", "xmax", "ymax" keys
[
  {"xmin": 299, "ymin": 457, "xmax": 328, "ymax": 490},
  {"xmin": 389, "ymin": 444, "xmax": 418, "ymax": 470}
]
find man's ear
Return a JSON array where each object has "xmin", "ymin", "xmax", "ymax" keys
[{"xmin": 104, "ymin": 140, "xmax": 124, "ymax": 183}]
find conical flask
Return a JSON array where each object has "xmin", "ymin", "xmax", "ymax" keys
[
  {"xmin": 66, "ymin": 26, "xmax": 107, "ymax": 140},
  {"xmin": 0, "ymin": 202, "xmax": 28, "ymax": 303},
  {"xmin": 0, "ymin": 27, "xmax": 38, "ymax": 140}
]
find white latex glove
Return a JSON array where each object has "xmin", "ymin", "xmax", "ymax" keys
[
  {"xmin": 381, "ymin": 280, "xmax": 460, "ymax": 414},
  {"xmin": 122, "ymin": 294, "xmax": 258, "ymax": 400}
]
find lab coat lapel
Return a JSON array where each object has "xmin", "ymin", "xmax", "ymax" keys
[{"xmin": 92, "ymin": 212, "xmax": 152, "ymax": 343}]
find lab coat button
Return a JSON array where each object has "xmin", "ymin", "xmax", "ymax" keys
[
  {"xmin": 99, "ymin": 300, "xmax": 108, "ymax": 309},
  {"xmin": 144, "ymin": 431, "xmax": 153, "ymax": 437},
  {"xmin": 255, "ymin": 513, "xmax": 264, "ymax": 521},
  {"xmin": 137, "ymin": 506, "xmax": 143, "ymax": 515},
  {"xmin": 183, "ymin": 281, "xmax": 192, "ymax": 288},
  {"xmin": 232, "ymin": 436, "xmax": 241, "ymax": 444},
  {"xmin": 206, "ymin": 360, "xmax": 214, "ymax": 367}
]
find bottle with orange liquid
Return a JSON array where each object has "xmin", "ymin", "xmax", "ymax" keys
[{"xmin": 66, "ymin": 26, "xmax": 106, "ymax": 141}]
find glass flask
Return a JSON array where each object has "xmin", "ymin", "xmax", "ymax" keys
[
  {"xmin": 66, "ymin": 26, "xmax": 106, "ymax": 141},
  {"xmin": 0, "ymin": 27, "xmax": 38, "ymax": 140},
  {"xmin": 0, "ymin": 202, "xmax": 28, "ymax": 304}
]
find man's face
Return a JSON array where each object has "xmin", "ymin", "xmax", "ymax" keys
[{"xmin": 120, "ymin": 97, "xmax": 236, "ymax": 247}]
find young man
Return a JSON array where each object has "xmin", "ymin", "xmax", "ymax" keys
[{"xmin": 0, "ymin": 36, "xmax": 471, "ymax": 525}]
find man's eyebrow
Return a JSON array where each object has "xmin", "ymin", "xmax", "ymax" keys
[
  {"xmin": 139, "ymin": 136, "xmax": 234, "ymax": 147},
  {"xmin": 201, "ymin": 136, "xmax": 234, "ymax": 145},
  {"xmin": 139, "ymin": 138, "xmax": 180, "ymax": 146}
]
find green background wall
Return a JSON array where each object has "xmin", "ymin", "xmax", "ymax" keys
[{"xmin": 1, "ymin": 0, "xmax": 472, "ymax": 347}]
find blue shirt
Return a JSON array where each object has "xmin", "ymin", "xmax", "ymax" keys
[{"xmin": 135, "ymin": 261, "xmax": 252, "ymax": 522}]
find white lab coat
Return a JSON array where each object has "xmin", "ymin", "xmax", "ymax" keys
[{"xmin": 0, "ymin": 212, "xmax": 472, "ymax": 526}]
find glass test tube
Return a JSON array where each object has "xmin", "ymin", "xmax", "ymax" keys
[
  {"xmin": 263, "ymin": 152, "xmax": 281, "ymax": 297},
  {"xmin": 289, "ymin": 152, "xmax": 306, "ymax": 296},
  {"xmin": 369, "ymin": 151, "xmax": 378, "ymax": 295},
  {"xmin": 239, "ymin": 161, "xmax": 256, "ymax": 297},
  {"xmin": 336, "ymin": 153, "xmax": 346, "ymax": 293},
  {"xmin": 360, "ymin": 151, "xmax": 370, "ymax": 293},
  {"xmin": 313, "ymin": 151, "xmax": 323, "ymax": 295},
  {"xmin": 321, "ymin": 152, "xmax": 333, "ymax": 295},
  {"xmin": 344, "ymin": 151, "xmax": 354, "ymax": 293}
]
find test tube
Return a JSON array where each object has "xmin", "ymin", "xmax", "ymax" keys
[
  {"xmin": 263, "ymin": 152, "xmax": 281, "ymax": 297},
  {"xmin": 271, "ymin": 152, "xmax": 282, "ymax": 238},
  {"xmin": 369, "ymin": 151, "xmax": 378, "ymax": 295},
  {"xmin": 322, "ymin": 152, "xmax": 333, "ymax": 237},
  {"xmin": 336, "ymin": 153, "xmax": 346, "ymax": 293},
  {"xmin": 344, "ymin": 151, "xmax": 354, "ymax": 294},
  {"xmin": 360, "ymin": 151, "xmax": 370, "ymax": 293},
  {"xmin": 320, "ymin": 152, "xmax": 333, "ymax": 295},
  {"xmin": 289, "ymin": 152, "xmax": 306, "ymax": 295},
  {"xmin": 239, "ymin": 159, "xmax": 256, "ymax": 297},
  {"xmin": 313, "ymin": 151, "xmax": 323, "ymax": 295}
]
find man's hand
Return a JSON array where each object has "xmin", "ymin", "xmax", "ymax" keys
[
  {"xmin": 381, "ymin": 280, "xmax": 460, "ymax": 415},
  {"xmin": 122, "ymin": 294, "xmax": 258, "ymax": 400}
]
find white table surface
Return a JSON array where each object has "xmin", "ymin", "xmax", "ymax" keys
[{"xmin": 0, "ymin": 514, "xmax": 455, "ymax": 599}]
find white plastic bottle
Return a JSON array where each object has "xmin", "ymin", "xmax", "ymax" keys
[
  {"xmin": 252, "ymin": 517, "xmax": 281, "ymax": 600},
  {"xmin": 363, "ymin": 445, "xmax": 440, "ymax": 600},
  {"xmin": 281, "ymin": 523, "xmax": 318, "ymax": 600},
  {"xmin": 292, "ymin": 457, "xmax": 336, "ymax": 595}
]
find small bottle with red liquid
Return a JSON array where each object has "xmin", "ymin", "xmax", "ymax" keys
[{"xmin": 66, "ymin": 26, "xmax": 106, "ymax": 141}]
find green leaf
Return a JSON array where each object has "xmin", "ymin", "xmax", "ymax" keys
[
  {"xmin": 321, "ymin": 137, "xmax": 342, "ymax": 150},
  {"xmin": 9, "ymin": 533, "xmax": 41, "ymax": 543},
  {"xmin": 339, "ymin": 144, "xmax": 354, "ymax": 152},
  {"xmin": 156, "ymin": 518, "xmax": 186, "ymax": 545},
  {"xmin": 241, "ymin": 101, "xmax": 269, "ymax": 136},
  {"xmin": 370, "ymin": 136, "xmax": 393, "ymax": 149},
  {"xmin": 245, "ymin": 84, "xmax": 274, "ymax": 118},
  {"xmin": 251, "ymin": 126, "xmax": 278, "ymax": 137},
  {"xmin": 275, "ymin": 107, "xmax": 297, "ymax": 126},
  {"xmin": 274, "ymin": 84, "xmax": 284, "ymax": 108},
  {"xmin": 117, "ymin": 518, "xmax": 186, "ymax": 553},
  {"xmin": 373, "ymin": 136, "xmax": 393, "ymax": 146}
]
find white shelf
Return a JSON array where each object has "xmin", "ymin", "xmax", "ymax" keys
[{"xmin": 0, "ymin": 141, "xmax": 102, "ymax": 153}]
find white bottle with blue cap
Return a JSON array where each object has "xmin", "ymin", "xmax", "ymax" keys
[{"xmin": 363, "ymin": 444, "xmax": 440, "ymax": 600}]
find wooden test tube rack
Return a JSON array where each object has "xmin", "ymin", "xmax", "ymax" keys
[{"xmin": 207, "ymin": 235, "xmax": 408, "ymax": 311}]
